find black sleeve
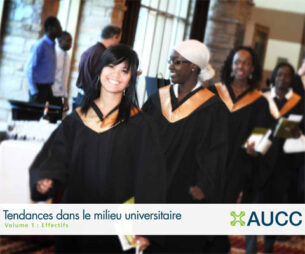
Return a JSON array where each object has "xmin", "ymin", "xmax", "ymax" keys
[
  {"xmin": 29, "ymin": 117, "xmax": 73, "ymax": 201},
  {"xmin": 195, "ymin": 101, "xmax": 229, "ymax": 203},
  {"xmin": 254, "ymin": 97, "xmax": 273, "ymax": 129},
  {"xmin": 141, "ymin": 97, "xmax": 154, "ymax": 113},
  {"xmin": 259, "ymin": 98, "xmax": 305, "ymax": 190},
  {"xmin": 292, "ymin": 74, "xmax": 305, "ymax": 97},
  {"xmin": 252, "ymin": 97, "xmax": 279, "ymax": 192},
  {"xmin": 132, "ymin": 114, "xmax": 167, "ymax": 204},
  {"xmin": 296, "ymin": 99, "xmax": 305, "ymax": 133}
]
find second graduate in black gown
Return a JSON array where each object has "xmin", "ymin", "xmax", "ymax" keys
[{"xmin": 143, "ymin": 40, "xmax": 229, "ymax": 253}]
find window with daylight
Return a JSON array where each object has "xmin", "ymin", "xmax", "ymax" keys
[{"xmin": 133, "ymin": 0, "xmax": 195, "ymax": 104}]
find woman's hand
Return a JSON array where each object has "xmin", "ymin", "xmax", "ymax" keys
[
  {"xmin": 189, "ymin": 186, "xmax": 205, "ymax": 200},
  {"xmin": 37, "ymin": 179, "xmax": 53, "ymax": 194},
  {"xmin": 246, "ymin": 142, "xmax": 259, "ymax": 157},
  {"xmin": 132, "ymin": 236, "xmax": 150, "ymax": 252},
  {"xmin": 63, "ymin": 98, "xmax": 69, "ymax": 112}
]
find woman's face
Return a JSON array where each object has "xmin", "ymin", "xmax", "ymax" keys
[
  {"xmin": 231, "ymin": 50, "xmax": 254, "ymax": 81},
  {"xmin": 275, "ymin": 65, "xmax": 293, "ymax": 93},
  {"xmin": 169, "ymin": 50, "xmax": 193, "ymax": 84},
  {"xmin": 100, "ymin": 61, "xmax": 131, "ymax": 95}
]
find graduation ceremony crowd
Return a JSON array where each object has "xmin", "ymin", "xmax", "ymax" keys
[{"xmin": 27, "ymin": 16, "xmax": 304, "ymax": 254}]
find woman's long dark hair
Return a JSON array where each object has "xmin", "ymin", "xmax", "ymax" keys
[
  {"xmin": 221, "ymin": 46, "xmax": 262, "ymax": 89},
  {"xmin": 81, "ymin": 44, "xmax": 139, "ymax": 124}
]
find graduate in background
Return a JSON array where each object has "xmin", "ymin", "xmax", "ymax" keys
[
  {"xmin": 208, "ymin": 46, "xmax": 272, "ymax": 205},
  {"xmin": 262, "ymin": 62, "xmax": 304, "ymax": 204},
  {"xmin": 30, "ymin": 44, "xmax": 166, "ymax": 253},
  {"xmin": 143, "ymin": 40, "xmax": 229, "ymax": 253},
  {"xmin": 261, "ymin": 62, "xmax": 304, "ymax": 253},
  {"xmin": 209, "ymin": 46, "xmax": 274, "ymax": 254}
]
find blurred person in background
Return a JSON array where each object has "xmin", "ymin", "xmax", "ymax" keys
[
  {"xmin": 208, "ymin": 46, "xmax": 273, "ymax": 254},
  {"xmin": 262, "ymin": 62, "xmax": 304, "ymax": 253},
  {"xmin": 209, "ymin": 46, "xmax": 272, "ymax": 204},
  {"xmin": 51, "ymin": 31, "xmax": 72, "ymax": 118},
  {"xmin": 25, "ymin": 16, "xmax": 62, "ymax": 103}
]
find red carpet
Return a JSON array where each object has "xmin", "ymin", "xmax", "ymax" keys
[
  {"xmin": 229, "ymin": 235, "xmax": 305, "ymax": 254},
  {"xmin": 1, "ymin": 236, "xmax": 304, "ymax": 253},
  {"xmin": 0, "ymin": 236, "xmax": 53, "ymax": 254}
]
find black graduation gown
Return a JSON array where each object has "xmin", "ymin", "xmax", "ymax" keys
[
  {"xmin": 208, "ymin": 83, "xmax": 272, "ymax": 203},
  {"xmin": 30, "ymin": 107, "xmax": 166, "ymax": 253},
  {"xmin": 261, "ymin": 89, "xmax": 304, "ymax": 203},
  {"xmin": 143, "ymin": 85, "xmax": 228, "ymax": 204},
  {"xmin": 142, "ymin": 85, "xmax": 229, "ymax": 253}
]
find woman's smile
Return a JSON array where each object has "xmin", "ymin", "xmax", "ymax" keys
[{"xmin": 107, "ymin": 78, "xmax": 120, "ymax": 85}]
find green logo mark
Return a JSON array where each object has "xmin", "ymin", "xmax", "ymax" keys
[{"xmin": 230, "ymin": 211, "xmax": 246, "ymax": 226}]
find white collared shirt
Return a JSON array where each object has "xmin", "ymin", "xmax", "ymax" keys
[
  {"xmin": 270, "ymin": 86, "xmax": 293, "ymax": 100},
  {"xmin": 52, "ymin": 46, "xmax": 71, "ymax": 97},
  {"xmin": 172, "ymin": 82, "xmax": 202, "ymax": 98}
]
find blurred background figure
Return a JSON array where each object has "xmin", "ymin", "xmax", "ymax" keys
[
  {"xmin": 51, "ymin": 31, "xmax": 72, "ymax": 119},
  {"xmin": 263, "ymin": 62, "xmax": 304, "ymax": 203},
  {"xmin": 209, "ymin": 46, "xmax": 272, "ymax": 204},
  {"xmin": 209, "ymin": 46, "xmax": 272, "ymax": 254},
  {"xmin": 25, "ymin": 16, "xmax": 62, "ymax": 104},
  {"xmin": 262, "ymin": 62, "xmax": 304, "ymax": 253}
]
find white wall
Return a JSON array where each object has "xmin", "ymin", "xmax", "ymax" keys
[
  {"xmin": 254, "ymin": 0, "xmax": 305, "ymax": 14},
  {"xmin": 264, "ymin": 39, "xmax": 302, "ymax": 71}
]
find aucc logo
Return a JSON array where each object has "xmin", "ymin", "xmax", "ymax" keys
[
  {"xmin": 230, "ymin": 211, "xmax": 302, "ymax": 227},
  {"xmin": 230, "ymin": 211, "xmax": 246, "ymax": 226}
]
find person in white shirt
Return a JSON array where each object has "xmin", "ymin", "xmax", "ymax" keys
[{"xmin": 52, "ymin": 31, "xmax": 72, "ymax": 115}]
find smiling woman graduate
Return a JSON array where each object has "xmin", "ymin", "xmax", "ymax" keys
[
  {"xmin": 207, "ymin": 47, "xmax": 274, "ymax": 253},
  {"xmin": 142, "ymin": 40, "xmax": 229, "ymax": 253},
  {"xmin": 208, "ymin": 46, "xmax": 272, "ymax": 204},
  {"xmin": 29, "ymin": 44, "xmax": 166, "ymax": 253}
]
